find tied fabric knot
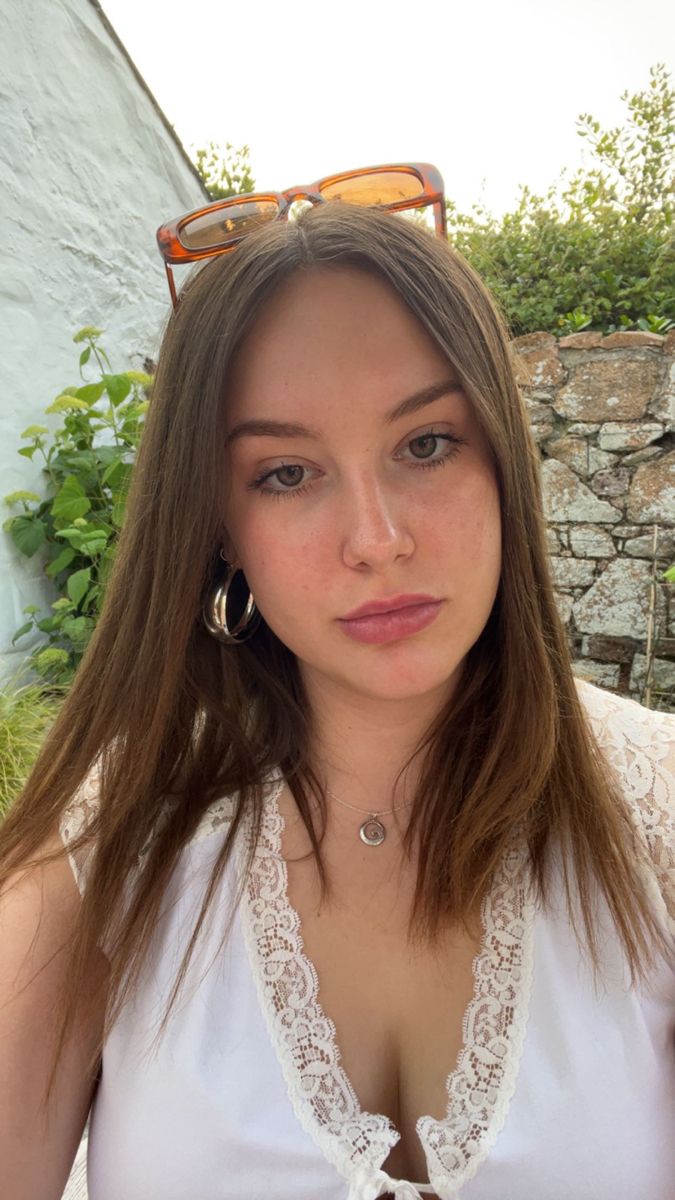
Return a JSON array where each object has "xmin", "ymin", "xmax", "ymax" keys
[{"xmin": 348, "ymin": 1165, "xmax": 426, "ymax": 1200}]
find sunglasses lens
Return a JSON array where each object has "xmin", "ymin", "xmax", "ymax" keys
[
  {"xmin": 179, "ymin": 199, "xmax": 280, "ymax": 251},
  {"xmin": 320, "ymin": 170, "xmax": 424, "ymax": 206}
]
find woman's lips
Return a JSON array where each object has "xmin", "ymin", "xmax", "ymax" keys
[
  {"xmin": 337, "ymin": 598, "xmax": 443, "ymax": 645},
  {"xmin": 341, "ymin": 593, "xmax": 438, "ymax": 620}
]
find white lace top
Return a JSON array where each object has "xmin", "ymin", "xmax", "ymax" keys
[{"xmin": 59, "ymin": 681, "xmax": 675, "ymax": 1200}]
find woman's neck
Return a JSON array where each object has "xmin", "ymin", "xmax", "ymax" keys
[{"xmin": 301, "ymin": 668, "xmax": 452, "ymax": 813}]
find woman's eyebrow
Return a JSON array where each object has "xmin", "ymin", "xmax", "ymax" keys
[
  {"xmin": 225, "ymin": 379, "xmax": 463, "ymax": 444},
  {"xmin": 223, "ymin": 376, "xmax": 458, "ymax": 444}
]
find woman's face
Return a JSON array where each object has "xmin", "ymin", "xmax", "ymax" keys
[{"xmin": 223, "ymin": 266, "xmax": 501, "ymax": 708}]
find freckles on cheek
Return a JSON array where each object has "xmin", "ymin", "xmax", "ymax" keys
[
  {"xmin": 439, "ymin": 486, "xmax": 501, "ymax": 566},
  {"xmin": 465, "ymin": 516, "xmax": 500, "ymax": 570},
  {"xmin": 243, "ymin": 525, "xmax": 326, "ymax": 594},
  {"xmin": 295, "ymin": 534, "xmax": 331, "ymax": 595}
]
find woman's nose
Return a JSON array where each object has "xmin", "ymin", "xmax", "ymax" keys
[{"xmin": 340, "ymin": 476, "xmax": 415, "ymax": 570}]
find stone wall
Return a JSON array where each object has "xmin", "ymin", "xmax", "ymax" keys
[{"xmin": 513, "ymin": 329, "xmax": 675, "ymax": 710}]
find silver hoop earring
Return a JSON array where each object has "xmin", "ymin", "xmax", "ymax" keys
[{"xmin": 203, "ymin": 555, "xmax": 260, "ymax": 644}]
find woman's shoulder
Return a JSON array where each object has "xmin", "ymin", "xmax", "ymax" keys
[
  {"xmin": 575, "ymin": 677, "xmax": 675, "ymax": 930},
  {"xmin": 58, "ymin": 765, "xmax": 281, "ymax": 896},
  {"xmin": 574, "ymin": 676, "xmax": 675, "ymax": 776}
]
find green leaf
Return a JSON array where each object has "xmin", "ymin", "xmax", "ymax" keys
[
  {"xmin": 99, "ymin": 545, "xmax": 117, "ymax": 585},
  {"xmin": 45, "ymin": 546, "xmax": 76, "ymax": 577},
  {"xmin": 18, "ymin": 445, "xmax": 38, "ymax": 459},
  {"xmin": 112, "ymin": 496, "xmax": 127, "ymax": 527},
  {"xmin": 73, "ymin": 326, "xmax": 102, "ymax": 343},
  {"xmin": 103, "ymin": 373, "xmax": 132, "ymax": 407},
  {"xmin": 10, "ymin": 515, "xmax": 47, "ymax": 556},
  {"xmin": 20, "ymin": 425, "xmax": 49, "ymax": 439},
  {"xmin": 51, "ymin": 475, "xmax": 91, "ymax": 524},
  {"xmin": 126, "ymin": 370, "xmax": 154, "ymax": 388},
  {"xmin": 11, "ymin": 621, "xmax": 34, "ymax": 645},
  {"xmin": 79, "ymin": 346, "xmax": 92, "ymax": 368},
  {"xmin": 61, "ymin": 615, "xmax": 93, "ymax": 645},
  {"xmin": 95, "ymin": 444, "xmax": 121, "ymax": 467},
  {"xmin": 52, "ymin": 456, "xmax": 97, "ymax": 486},
  {"xmin": 67, "ymin": 567, "xmax": 91, "ymax": 605},
  {"xmin": 4, "ymin": 490, "xmax": 42, "ymax": 506},
  {"xmin": 34, "ymin": 647, "xmax": 70, "ymax": 668},
  {"xmin": 102, "ymin": 457, "xmax": 130, "ymax": 490},
  {"xmin": 33, "ymin": 656, "xmax": 72, "ymax": 683},
  {"xmin": 51, "ymin": 597, "xmax": 74, "ymax": 611},
  {"xmin": 664, "ymin": 565, "xmax": 675, "ymax": 583},
  {"xmin": 79, "ymin": 536, "xmax": 108, "ymax": 557},
  {"xmin": 22, "ymin": 604, "xmax": 40, "ymax": 615},
  {"xmin": 75, "ymin": 382, "xmax": 106, "ymax": 404},
  {"xmin": 85, "ymin": 584, "xmax": 102, "ymax": 610},
  {"xmin": 54, "ymin": 526, "xmax": 83, "ymax": 541},
  {"xmin": 46, "ymin": 394, "xmax": 90, "ymax": 414},
  {"xmin": 36, "ymin": 616, "xmax": 60, "ymax": 633}
]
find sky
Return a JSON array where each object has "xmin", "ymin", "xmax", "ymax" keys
[{"xmin": 100, "ymin": 0, "xmax": 674, "ymax": 216}]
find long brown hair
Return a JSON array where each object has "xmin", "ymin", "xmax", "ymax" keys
[{"xmin": 1, "ymin": 203, "xmax": 668, "ymax": 1106}]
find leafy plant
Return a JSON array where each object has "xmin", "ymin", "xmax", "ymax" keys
[
  {"xmin": 0, "ymin": 674, "xmax": 64, "ymax": 818},
  {"xmin": 3, "ymin": 328, "xmax": 152, "ymax": 684},
  {"xmin": 636, "ymin": 315, "xmax": 674, "ymax": 334},
  {"xmin": 575, "ymin": 63, "xmax": 675, "ymax": 222},
  {"xmin": 191, "ymin": 141, "xmax": 256, "ymax": 200},
  {"xmin": 561, "ymin": 309, "xmax": 592, "ymax": 333},
  {"xmin": 447, "ymin": 64, "xmax": 675, "ymax": 336}
]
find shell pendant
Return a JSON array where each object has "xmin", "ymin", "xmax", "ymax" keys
[{"xmin": 359, "ymin": 816, "xmax": 386, "ymax": 846}]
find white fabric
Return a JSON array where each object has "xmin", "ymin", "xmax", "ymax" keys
[{"xmin": 60, "ymin": 681, "xmax": 675, "ymax": 1200}]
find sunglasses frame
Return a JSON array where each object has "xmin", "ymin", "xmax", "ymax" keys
[{"xmin": 156, "ymin": 162, "xmax": 447, "ymax": 307}]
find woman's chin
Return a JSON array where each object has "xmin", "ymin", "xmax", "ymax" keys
[{"xmin": 303, "ymin": 654, "xmax": 462, "ymax": 709}]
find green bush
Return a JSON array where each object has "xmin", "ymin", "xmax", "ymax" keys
[
  {"xmin": 0, "ymin": 676, "xmax": 63, "ymax": 818},
  {"xmin": 3, "ymin": 328, "xmax": 152, "ymax": 684},
  {"xmin": 447, "ymin": 64, "xmax": 675, "ymax": 336}
]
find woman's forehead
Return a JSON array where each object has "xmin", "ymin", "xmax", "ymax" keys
[{"xmin": 226, "ymin": 265, "xmax": 454, "ymax": 412}]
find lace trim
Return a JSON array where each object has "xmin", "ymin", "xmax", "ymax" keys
[
  {"xmin": 237, "ymin": 777, "xmax": 399, "ymax": 1181},
  {"xmin": 59, "ymin": 764, "xmax": 243, "ymax": 897},
  {"xmin": 59, "ymin": 762, "xmax": 103, "ymax": 896},
  {"xmin": 193, "ymin": 793, "xmax": 238, "ymax": 841},
  {"xmin": 418, "ymin": 841, "xmax": 534, "ymax": 1195},
  {"xmin": 576, "ymin": 679, "xmax": 675, "ymax": 937},
  {"xmin": 239, "ymin": 780, "xmax": 534, "ymax": 1196}
]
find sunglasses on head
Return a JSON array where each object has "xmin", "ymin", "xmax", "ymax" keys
[{"xmin": 156, "ymin": 162, "xmax": 447, "ymax": 307}]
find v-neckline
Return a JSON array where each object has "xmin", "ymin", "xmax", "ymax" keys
[{"xmin": 237, "ymin": 775, "xmax": 535, "ymax": 1199}]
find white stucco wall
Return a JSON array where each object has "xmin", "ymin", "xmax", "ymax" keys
[{"xmin": 0, "ymin": 0, "xmax": 206, "ymax": 677}]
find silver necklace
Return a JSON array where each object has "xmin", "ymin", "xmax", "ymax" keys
[{"xmin": 325, "ymin": 787, "xmax": 415, "ymax": 847}]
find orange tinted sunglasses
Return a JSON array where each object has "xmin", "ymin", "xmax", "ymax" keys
[{"xmin": 156, "ymin": 162, "xmax": 447, "ymax": 307}]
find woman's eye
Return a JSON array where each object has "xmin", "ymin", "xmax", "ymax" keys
[
  {"xmin": 246, "ymin": 432, "xmax": 461, "ymax": 496},
  {"xmin": 273, "ymin": 465, "xmax": 305, "ymax": 487},
  {"xmin": 249, "ymin": 463, "xmax": 314, "ymax": 497},
  {"xmin": 399, "ymin": 431, "xmax": 463, "ymax": 465}
]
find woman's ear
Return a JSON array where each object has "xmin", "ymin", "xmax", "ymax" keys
[{"xmin": 220, "ymin": 527, "xmax": 239, "ymax": 568}]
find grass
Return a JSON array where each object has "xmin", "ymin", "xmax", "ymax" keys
[{"xmin": 0, "ymin": 674, "xmax": 63, "ymax": 819}]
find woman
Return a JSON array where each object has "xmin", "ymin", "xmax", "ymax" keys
[{"xmin": 1, "ymin": 180, "xmax": 673, "ymax": 1200}]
